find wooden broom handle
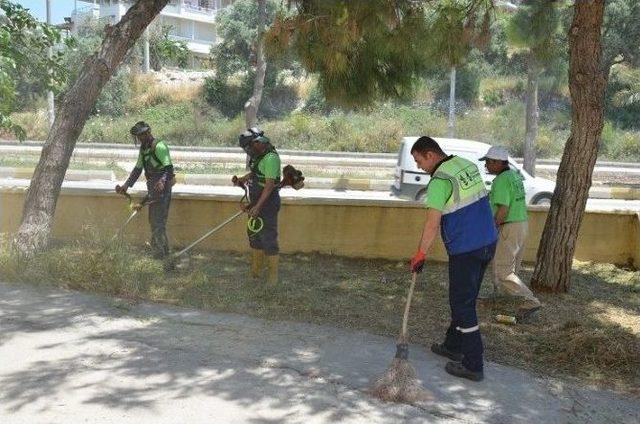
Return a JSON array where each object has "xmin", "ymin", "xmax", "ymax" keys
[{"xmin": 401, "ymin": 272, "xmax": 418, "ymax": 341}]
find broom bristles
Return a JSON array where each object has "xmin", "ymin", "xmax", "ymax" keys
[{"xmin": 369, "ymin": 357, "xmax": 433, "ymax": 403}]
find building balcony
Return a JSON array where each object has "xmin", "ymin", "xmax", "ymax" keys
[{"xmin": 168, "ymin": 35, "xmax": 216, "ymax": 55}]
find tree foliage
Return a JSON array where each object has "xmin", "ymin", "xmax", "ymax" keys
[
  {"xmin": 0, "ymin": 0, "xmax": 73, "ymax": 139},
  {"xmin": 147, "ymin": 23, "xmax": 189, "ymax": 71},
  {"xmin": 506, "ymin": 1, "xmax": 563, "ymax": 64},
  {"xmin": 424, "ymin": 0, "xmax": 493, "ymax": 68},
  {"xmin": 602, "ymin": 0, "xmax": 640, "ymax": 70},
  {"xmin": 206, "ymin": 0, "xmax": 298, "ymax": 118},
  {"xmin": 266, "ymin": 0, "xmax": 434, "ymax": 108}
]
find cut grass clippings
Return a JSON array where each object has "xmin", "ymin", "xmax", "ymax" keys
[{"xmin": 0, "ymin": 234, "xmax": 638, "ymax": 396}]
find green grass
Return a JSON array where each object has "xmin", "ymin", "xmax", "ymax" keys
[
  {"xmin": 1, "ymin": 234, "xmax": 638, "ymax": 396},
  {"xmin": 3, "ymin": 77, "xmax": 639, "ymax": 161},
  {"xmin": 0, "ymin": 155, "xmax": 118, "ymax": 171}
]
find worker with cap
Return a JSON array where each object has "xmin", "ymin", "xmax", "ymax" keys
[
  {"xmin": 233, "ymin": 127, "xmax": 281, "ymax": 284},
  {"xmin": 480, "ymin": 145, "xmax": 541, "ymax": 321},
  {"xmin": 116, "ymin": 121, "xmax": 174, "ymax": 259},
  {"xmin": 409, "ymin": 136, "xmax": 497, "ymax": 382}
]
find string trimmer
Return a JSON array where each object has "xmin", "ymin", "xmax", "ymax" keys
[
  {"xmin": 111, "ymin": 185, "xmax": 157, "ymax": 241},
  {"xmin": 168, "ymin": 165, "xmax": 305, "ymax": 269}
]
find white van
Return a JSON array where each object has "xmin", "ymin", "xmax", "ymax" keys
[{"xmin": 391, "ymin": 137, "xmax": 556, "ymax": 205}]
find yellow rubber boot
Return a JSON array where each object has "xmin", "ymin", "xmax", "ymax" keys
[
  {"xmin": 266, "ymin": 254, "xmax": 279, "ymax": 285},
  {"xmin": 251, "ymin": 249, "xmax": 265, "ymax": 279}
]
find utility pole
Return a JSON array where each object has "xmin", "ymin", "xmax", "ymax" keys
[
  {"xmin": 46, "ymin": 0, "xmax": 55, "ymax": 129},
  {"xmin": 447, "ymin": 67, "xmax": 456, "ymax": 138},
  {"xmin": 143, "ymin": 27, "xmax": 150, "ymax": 73}
]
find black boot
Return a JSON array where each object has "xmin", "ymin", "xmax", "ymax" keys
[
  {"xmin": 445, "ymin": 361, "xmax": 484, "ymax": 382},
  {"xmin": 431, "ymin": 343, "xmax": 463, "ymax": 362}
]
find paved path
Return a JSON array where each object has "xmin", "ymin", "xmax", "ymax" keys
[{"xmin": 1, "ymin": 282, "xmax": 638, "ymax": 423}]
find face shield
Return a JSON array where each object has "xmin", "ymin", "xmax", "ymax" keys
[
  {"xmin": 130, "ymin": 121, "xmax": 150, "ymax": 147},
  {"xmin": 238, "ymin": 127, "xmax": 264, "ymax": 156}
]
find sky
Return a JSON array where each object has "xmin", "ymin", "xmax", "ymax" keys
[{"xmin": 12, "ymin": 0, "xmax": 93, "ymax": 24}]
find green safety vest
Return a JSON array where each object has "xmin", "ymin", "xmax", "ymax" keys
[
  {"xmin": 430, "ymin": 156, "xmax": 497, "ymax": 255},
  {"xmin": 433, "ymin": 156, "xmax": 488, "ymax": 214},
  {"xmin": 138, "ymin": 139, "xmax": 171, "ymax": 175},
  {"xmin": 249, "ymin": 146, "xmax": 281, "ymax": 187}
]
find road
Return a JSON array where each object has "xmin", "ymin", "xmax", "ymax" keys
[
  {"xmin": 2, "ymin": 140, "xmax": 640, "ymax": 175},
  {"xmin": 1, "ymin": 282, "xmax": 638, "ymax": 423},
  {"xmin": 1, "ymin": 178, "xmax": 638, "ymax": 212}
]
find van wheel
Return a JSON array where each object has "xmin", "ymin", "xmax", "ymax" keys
[
  {"xmin": 531, "ymin": 192, "xmax": 553, "ymax": 205},
  {"xmin": 415, "ymin": 188, "xmax": 428, "ymax": 202}
]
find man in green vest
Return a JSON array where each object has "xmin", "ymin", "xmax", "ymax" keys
[
  {"xmin": 235, "ymin": 128, "xmax": 281, "ymax": 284},
  {"xmin": 480, "ymin": 146, "xmax": 541, "ymax": 321},
  {"xmin": 409, "ymin": 136, "xmax": 497, "ymax": 382},
  {"xmin": 116, "ymin": 121, "xmax": 174, "ymax": 259}
]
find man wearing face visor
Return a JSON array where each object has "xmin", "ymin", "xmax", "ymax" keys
[
  {"xmin": 116, "ymin": 121, "xmax": 175, "ymax": 259},
  {"xmin": 234, "ymin": 128, "xmax": 282, "ymax": 284}
]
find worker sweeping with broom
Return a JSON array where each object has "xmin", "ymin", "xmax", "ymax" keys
[
  {"xmin": 234, "ymin": 128, "xmax": 282, "ymax": 285},
  {"xmin": 371, "ymin": 136, "xmax": 496, "ymax": 403},
  {"xmin": 408, "ymin": 136, "xmax": 497, "ymax": 382}
]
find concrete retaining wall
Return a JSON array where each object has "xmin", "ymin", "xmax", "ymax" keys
[{"xmin": 1, "ymin": 188, "xmax": 638, "ymax": 266}]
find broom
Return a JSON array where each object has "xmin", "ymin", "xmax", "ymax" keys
[{"xmin": 369, "ymin": 272, "xmax": 432, "ymax": 403}]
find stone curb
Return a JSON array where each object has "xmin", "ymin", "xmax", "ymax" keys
[
  {"xmin": 3, "ymin": 166, "xmax": 639, "ymax": 200},
  {"xmin": 173, "ymin": 173, "xmax": 394, "ymax": 191},
  {"xmin": 0, "ymin": 167, "xmax": 115, "ymax": 182}
]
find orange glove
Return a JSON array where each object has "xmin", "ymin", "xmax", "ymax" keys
[{"xmin": 409, "ymin": 249, "xmax": 426, "ymax": 273}]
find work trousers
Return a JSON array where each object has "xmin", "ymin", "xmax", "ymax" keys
[
  {"xmin": 444, "ymin": 243, "xmax": 496, "ymax": 372},
  {"xmin": 248, "ymin": 186, "xmax": 280, "ymax": 256},
  {"xmin": 492, "ymin": 221, "xmax": 540, "ymax": 308},
  {"xmin": 147, "ymin": 178, "xmax": 172, "ymax": 259}
]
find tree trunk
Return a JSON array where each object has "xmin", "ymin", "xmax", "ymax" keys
[
  {"xmin": 244, "ymin": 0, "xmax": 267, "ymax": 129},
  {"xmin": 447, "ymin": 66, "xmax": 456, "ymax": 138},
  {"xmin": 13, "ymin": 0, "xmax": 169, "ymax": 257},
  {"xmin": 523, "ymin": 53, "xmax": 539, "ymax": 176},
  {"xmin": 531, "ymin": 0, "xmax": 607, "ymax": 293}
]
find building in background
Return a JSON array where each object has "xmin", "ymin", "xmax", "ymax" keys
[{"xmin": 71, "ymin": 0, "xmax": 234, "ymax": 68}]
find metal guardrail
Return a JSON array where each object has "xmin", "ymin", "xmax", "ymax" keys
[{"xmin": 1, "ymin": 139, "xmax": 639, "ymax": 168}]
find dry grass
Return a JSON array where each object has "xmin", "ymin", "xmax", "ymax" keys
[
  {"xmin": 129, "ymin": 74, "xmax": 202, "ymax": 109},
  {"xmin": 1, "ymin": 236, "xmax": 638, "ymax": 396}
]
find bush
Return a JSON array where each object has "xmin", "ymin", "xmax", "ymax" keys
[
  {"xmin": 303, "ymin": 84, "xmax": 332, "ymax": 114},
  {"xmin": 480, "ymin": 77, "xmax": 523, "ymax": 107},
  {"xmin": 599, "ymin": 121, "xmax": 640, "ymax": 161},
  {"xmin": 434, "ymin": 67, "xmax": 481, "ymax": 106},
  {"xmin": 261, "ymin": 82, "xmax": 299, "ymax": 119},
  {"xmin": 94, "ymin": 70, "xmax": 132, "ymax": 116},
  {"xmin": 203, "ymin": 76, "xmax": 253, "ymax": 118}
]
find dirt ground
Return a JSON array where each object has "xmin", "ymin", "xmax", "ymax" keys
[{"xmin": 1, "ymin": 240, "xmax": 638, "ymax": 396}]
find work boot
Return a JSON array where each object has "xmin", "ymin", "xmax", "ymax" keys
[
  {"xmin": 266, "ymin": 254, "xmax": 279, "ymax": 285},
  {"xmin": 251, "ymin": 249, "xmax": 265, "ymax": 279},
  {"xmin": 431, "ymin": 343, "xmax": 463, "ymax": 362},
  {"xmin": 445, "ymin": 361, "xmax": 484, "ymax": 382}
]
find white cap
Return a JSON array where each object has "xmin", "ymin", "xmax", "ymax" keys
[{"xmin": 479, "ymin": 145, "xmax": 509, "ymax": 161}]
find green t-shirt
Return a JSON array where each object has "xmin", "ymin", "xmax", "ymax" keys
[
  {"xmin": 424, "ymin": 178, "xmax": 453, "ymax": 211},
  {"xmin": 258, "ymin": 152, "xmax": 281, "ymax": 180},
  {"xmin": 135, "ymin": 140, "xmax": 172, "ymax": 172},
  {"xmin": 490, "ymin": 169, "xmax": 527, "ymax": 223}
]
